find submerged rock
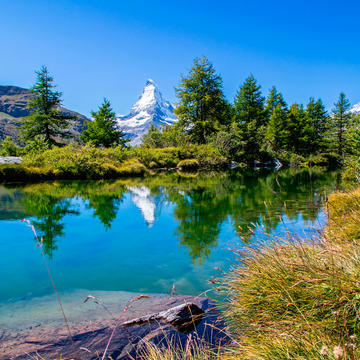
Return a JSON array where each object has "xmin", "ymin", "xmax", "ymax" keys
[{"xmin": 0, "ymin": 291, "xmax": 227, "ymax": 360}]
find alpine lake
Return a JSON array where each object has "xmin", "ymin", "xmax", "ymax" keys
[{"xmin": 0, "ymin": 168, "xmax": 342, "ymax": 307}]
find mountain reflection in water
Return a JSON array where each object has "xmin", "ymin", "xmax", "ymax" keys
[{"xmin": 0, "ymin": 168, "xmax": 342, "ymax": 299}]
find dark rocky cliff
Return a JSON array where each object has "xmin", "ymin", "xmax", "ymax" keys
[{"xmin": 0, "ymin": 85, "xmax": 88, "ymax": 141}]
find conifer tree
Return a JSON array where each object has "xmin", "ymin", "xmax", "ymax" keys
[
  {"xmin": 81, "ymin": 99, "xmax": 128, "ymax": 147},
  {"xmin": 265, "ymin": 104, "xmax": 288, "ymax": 151},
  {"xmin": 330, "ymin": 93, "xmax": 352, "ymax": 158},
  {"xmin": 175, "ymin": 56, "xmax": 229, "ymax": 144},
  {"xmin": 302, "ymin": 97, "xmax": 328, "ymax": 154},
  {"xmin": 265, "ymin": 86, "xmax": 287, "ymax": 119},
  {"xmin": 21, "ymin": 66, "xmax": 73, "ymax": 146},
  {"xmin": 286, "ymin": 103, "xmax": 305, "ymax": 153},
  {"xmin": 233, "ymin": 75, "xmax": 266, "ymax": 160}
]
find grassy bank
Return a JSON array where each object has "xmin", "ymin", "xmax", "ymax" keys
[
  {"xmin": 140, "ymin": 185, "xmax": 360, "ymax": 359},
  {"xmin": 0, "ymin": 144, "xmax": 229, "ymax": 181}
]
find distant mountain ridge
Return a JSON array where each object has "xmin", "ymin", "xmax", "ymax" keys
[
  {"xmin": 0, "ymin": 85, "xmax": 88, "ymax": 141},
  {"xmin": 117, "ymin": 79, "xmax": 177, "ymax": 146}
]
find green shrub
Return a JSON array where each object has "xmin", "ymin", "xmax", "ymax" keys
[
  {"xmin": 22, "ymin": 144, "xmax": 128, "ymax": 178},
  {"xmin": 23, "ymin": 136, "xmax": 50, "ymax": 154},
  {"xmin": 343, "ymin": 155, "xmax": 360, "ymax": 180},
  {"xmin": 130, "ymin": 147, "xmax": 182, "ymax": 168},
  {"xmin": 0, "ymin": 136, "xmax": 23, "ymax": 156},
  {"xmin": 115, "ymin": 159, "xmax": 146, "ymax": 176},
  {"xmin": 16, "ymin": 144, "xmax": 145, "ymax": 179},
  {"xmin": 190, "ymin": 144, "xmax": 228, "ymax": 168},
  {"xmin": 177, "ymin": 159, "xmax": 200, "ymax": 170}
]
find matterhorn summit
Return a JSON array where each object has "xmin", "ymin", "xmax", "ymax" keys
[{"xmin": 117, "ymin": 79, "xmax": 177, "ymax": 145}]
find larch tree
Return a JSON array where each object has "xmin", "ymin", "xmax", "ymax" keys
[{"xmin": 175, "ymin": 56, "xmax": 229, "ymax": 144}]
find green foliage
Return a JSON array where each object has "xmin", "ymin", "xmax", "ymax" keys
[
  {"xmin": 81, "ymin": 98, "xmax": 128, "ymax": 147},
  {"xmin": 215, "ymin": 122, "xmax": 245, "ymax": 160},
  {"xmin": 302, "ymin": 97, "xmax": 329, "ymax": 154},
  {"xmin": 287, "ymin": 103, "xmax": 307, "ymax": 153},
  {"xmin": 141, "ymin": 123, "xmax": 164, "ymax": 148},
  {"xmin": 142, "ymin": 122, "xmax": 191, "ymax": 148},
  {"xmin": 0, "ymin": 136, "xmax": 22, "ymax": 156},
  {"xmin": 131, "ymin": 144, "xmax": 227, "ymax": 169},
  {"xmin": 131, "ymin": 147, "xmax": 181, "ymax": 168},
  {"xmin": 330, "ymin": 92, "xmax": 352, "ymax": 158},
  {"xmin": 23, "ymin": 135, "xmax": 50, "ymax": 154},
  {"xmin": 265, "ymin": 104, "xmax": 288, "ymax": 152},
  {"xmin": 345, "ymin": 113, "xmax": 360, "ymax": 155},
  {"xmin": 175, "ymin": 56, "xmax": 230, "ymax": 144},
  {"xmin": 21, "ymin": 66, "xmax": 73, "ymax": 146},
  {"xmin": 233, "ymin": 75, "xmax": 266, "ymax": 161},
  {"xmin": 177, "ymin": 159, "xmax": 199, "ymax": 170},
  {"xmin": 21, "ymin": 144, "xmax": 144, "ymax": 179},
  {"xmin": 234, "ymin": 74, "xmax": 265, "ymax": 127},
  {"xmin": 264, "ymin": 85, "xmax": 287, "ymax": 119}
]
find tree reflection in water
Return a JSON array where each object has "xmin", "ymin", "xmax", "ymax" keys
[{"xmin": 3, "ymin": 168, "xmax": 341, "ymax": 260}]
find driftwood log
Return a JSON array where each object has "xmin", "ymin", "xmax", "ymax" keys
[{"xmin": 122, "ymin": 302, "xmax": 205, "ymax": 332}]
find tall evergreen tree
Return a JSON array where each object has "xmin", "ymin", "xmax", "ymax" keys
[
  {"xmin": 175, "ymin": 56, "xmax": 229, "ymax": 144},
  {"xmin": 302, "ymin": 97, "xmax": 328, "ymax": 154},
  {"xmin": 234, "ymin": 75, "xmax": 265, "ymax": 126},
  {"xmin": 286, "ymin": 103, "xmax": 306, "ymax": 153},
  {"xmin": 81, "ymin": 99, "xmax": 128, "ymax": 147},
  {"xmin": 330, "ymin": 93, "xmax": 351, "ymax": 158},
  {"xmin": 265, "ymin": 86, "xmax": 287, "ymax": 119},
  {"xmin": 265, "ymin": 104, "xmax": 288, "ymax": 151},
  {"xmin": 233, "ymin": 74, "xmax": 266, "ymax": 160},
  {"xmin": 21, "ymin": 66, "xmax": 73, "ymax": 146}
]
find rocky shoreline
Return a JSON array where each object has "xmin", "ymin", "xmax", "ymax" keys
[{"xmin": 0, "ymin": 290, "xmax": 228, "ymax": 360}]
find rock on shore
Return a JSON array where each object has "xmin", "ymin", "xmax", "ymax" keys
[{"xmin": 0, "ymin": 156, "xmax": 22, "ymax": 164}]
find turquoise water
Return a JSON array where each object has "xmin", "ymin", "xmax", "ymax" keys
[{"xmin": 0, "ymin": 169, "xmax": 341, "ymax": 302}]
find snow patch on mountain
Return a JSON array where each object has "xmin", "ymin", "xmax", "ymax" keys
[
  {"xmin": 350, "ymin": 102, "xmax": 360, "ymax": 114},
  {"xmin": 117, "ymin": 79, "xmax": 177, "ymax": 145}
]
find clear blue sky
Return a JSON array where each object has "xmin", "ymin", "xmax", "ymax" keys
[{"xmin": 1, "ymin": 0, "xmax": 360, "ymax": 116}]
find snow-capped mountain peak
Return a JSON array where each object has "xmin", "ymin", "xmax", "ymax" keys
[
  {"xmin": 350, "ymin": 102, "xmax": 360, "ymax": 114},
  {"xmin": 117, "ymin": 79, "xmax": 177, "ymax": 145}
]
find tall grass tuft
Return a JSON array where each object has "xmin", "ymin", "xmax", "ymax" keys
[{"xmin": 218, "ymin": 186, "xmax": 360, "ymax": 359}]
